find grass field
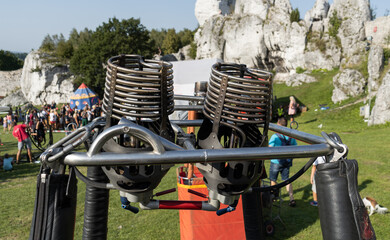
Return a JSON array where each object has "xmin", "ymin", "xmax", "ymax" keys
[{"xmin": 0, "ymin": 71, "xmax": 389, "ymax": 239}]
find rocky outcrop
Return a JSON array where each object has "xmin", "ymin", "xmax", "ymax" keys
[
  {"xmin": 331, "ymin": 69, "xmax": 366, "ymax": 103},
  {"xmin": 368, "ymin": 70, "xmax": 390, "ymax": 125},
  {"xmin": 0, "ymin": 69, "xmax": 22, "ymax": 97},
  {"xmin": 20, "ymin": 51, "xmax": 75, "ymax": 105},
  {"xmin": 365, "ymin": 16, "xmax": 390, "ymax": 48},
  {"xmin": 194, "ymin": 0, "xmax": 384, "ymax": 72},
  {"xmin": 194, "ymin": 0, "xmax": 234, "ymax": 26},
  {"xmin": 328, "ymin": 0, "xmax": 370, "ymax": 58},
  {"xmin": 195, "ymin": 14, "xmax": 268, "ymax": 65},
  {"xmin": 274, "ymin": 72, "xmax": 317, "ymax": 87},
  {"xmin": 304, "ymin": 0, "xmax": 330, "ymax": 23},
  {"xmin": 0, "ymin": 89, "xmax": 28, "ymax": 107},
  {"xmin": 367, "ymin": 45, "xmax": 384, "ymax": 93},
  {"xmin": 234, "ymin": 0, "xmax": 269, "ymax": 19}
]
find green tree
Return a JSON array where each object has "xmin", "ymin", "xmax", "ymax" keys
[
  {"xmin": 290, "ymin": 8, "xmax": 300, "ymax": 23},
  {"xmin": 150, "ymin": 28, "xmax": 167, "ymax": 53},
  {"xmin": 40, "ymin": 34, "xmax": 55, "ymax": 52},
  {"xmin": 0, "ymin": 50, "xmax": 24, "ymax": 70},
  {"xmin": 177, "ymin": 28, "xmax": 194, "ymax": 47},
  {"xmin": 56, "ymin": 40, "xmax": 74, "ymax": 60},
  {"xmin": 68, "ymin": 28, "xmax": 92, "ymax": 51},
  {"xmin": 70, "ymin": 17, "xmax": 153, "ymax": 97},
  {"xmin": 329, "ymin": 11, "xmax": 342, "ymax": 38},
  {"xmin": 161, "ymin": 29, "xmax": 180, "ymax": 54}
]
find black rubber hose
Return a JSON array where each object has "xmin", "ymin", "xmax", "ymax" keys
[
  {"xmin": 242, "ymin": 180, "xmax": 264, "ymax": 239},
  {"xmin": 82, "ymin": 167, "xmax": 110, "ymax": 240},
  {"xmin": 252, "ymin": 157, "xmax": 317, "ymax": 192}
]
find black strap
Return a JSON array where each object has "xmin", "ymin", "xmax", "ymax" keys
[{"xmin": 275, "ymin": 133, "xmax": 291, "ymax": 146}]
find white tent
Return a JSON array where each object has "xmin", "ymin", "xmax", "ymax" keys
[{"xmin": 170, "ymin": 58, "xmax": 221, "ymax": 120}]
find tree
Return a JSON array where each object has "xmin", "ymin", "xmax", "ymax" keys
[
  {"xmin": 70, "ymin": 17, "xmax": 153, "ymax": 97},
  {"xmin": 329, "ymin": 11, "xmax": 342, "ymax": 38},
  {"xmin": 290, "ymin": 8, "xmax": 300, "ymax": 23},
  {"xmin": 0, "ymin": 50, "xmax": 24, "ymax": 70},
  {"xmin": 161, "ymin": 29, "xmax": 180, "ymax": 54},
  {"xmin": 68, "ymin": 28, "xmax": 92, "ymax": 51},
  {"xmin": 150, "ymin": 28, "xmax": 167, "ymax": 53},
  {"xmin": 40, "ymin": 34, "xmax": 55, "ymax": 52},
  {"xmin": 177, "ymin": 28, "xmax": 194, "ymax": 47}
]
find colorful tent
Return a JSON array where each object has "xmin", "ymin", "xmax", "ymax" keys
[{"xmin": 70, "ymin": 83, "xmax": 99, "ymax": 110}]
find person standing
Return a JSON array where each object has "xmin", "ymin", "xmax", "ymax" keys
[
  {"xmin": 12, "ymin": 122, "xmax": 33, "ymax": 164},
  {"xmin": 288, "ymin": 96, "xmax": 298, "ymax": 123},
  {"xmin": 268, "ymin": 117, "xmax": 297, "ymax": 207},
  {"xmin": 310, "ymin": 156, "xmax": 326, "ymax": 207},
  {"xmin": 6, "ymin": 112, "xmax": 13, "ymax": 131},
  {"xmin": 81, "ymin": 107, "xmax": 88, "ymax": 126}
]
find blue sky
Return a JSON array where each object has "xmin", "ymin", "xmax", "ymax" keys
[{"xmin": 0, "ymin": 0, "xmax": 388, "ymax": 52}]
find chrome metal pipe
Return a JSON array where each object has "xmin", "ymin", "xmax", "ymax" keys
[
  {"xmin": 64, "ymin": 143, "xmax": 332, "ymax": 166},
  {"xmin": 174, "ymin": 105, "xmax": 203, "ymax": 111},
  {"xmin": 174, "ymin": 95, "xmax": 205, "ymax": 102}
]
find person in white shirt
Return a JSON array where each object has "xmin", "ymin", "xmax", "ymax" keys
[{"xmin": 310, "ymin": 156, "xmax": 326, "ymax": 206}]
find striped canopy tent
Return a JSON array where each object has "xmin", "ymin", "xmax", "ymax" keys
[{"xmin": 70, "ymin": 83, "xmax": 99, "ymax": 110}]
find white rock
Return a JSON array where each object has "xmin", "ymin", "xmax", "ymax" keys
[
  {"xmin": 0, "ymin": 69, "xmax": 22, "ymax": 97},
  {"xmin": 365, "ymin": 16, "xmax": 390, "ymax": 48},
  {"xmin": 195, "ymin": 0, "xmax": 234, "ymax": 26},
  {"xmin": 196, "ymin": 14, "xmax": 268, "ymax": 66},
  {"xmin": 328, "ymin": 0, "xmax": 370, "ymax": 57},
  {"xmin": 304, "ymin": 0, "xmax": 330, "ymax": 23},
  {"xmin": 331, "ymin": 69, "xmax": 366, "ymax": 103},
  {"xmin": 20, "ymin": 51, "xmax": 75, "ymax": 105},
  {"xmin": 0, "ymin": 89, "xmax": 28, "ymax": 106},
  {"xmin": 368, "ymin": 70, "xmax": 390, "ymax": 125},
  {"xmin": 367, "ymin": 45, "xmax": 384, "ymax": 92},
  {"xmin": 234, "ymin": 0, "xmax": 269, "ymax": 20},
  {"xmin": 274, "ymin": 73, "xmax": 317, "ymax": 86}
]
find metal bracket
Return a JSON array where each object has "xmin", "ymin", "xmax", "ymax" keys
[{"xmin": 329, "ymin": 144, "xmax": 348, "ymax": 162}]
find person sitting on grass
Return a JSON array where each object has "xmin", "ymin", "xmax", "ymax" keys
[
  {"xmin": 3, "ymin": 153, "xmax": 14, "ymax": 171},
  {"xmin": 12, "ymin": 122, "xmax": 33, "ymax": 164}
]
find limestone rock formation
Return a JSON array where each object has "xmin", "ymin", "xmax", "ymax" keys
[
  {"xmin": 234, "ymin": 0, "xmax": 269, "ymax": 20},
  {"xmin": 0, "ymin": 69, "xmax": 22, "ymax": 98},
  {"xmin": 367, "ymin": 45, "xmax": 384, "ymax": 93},
  {"xmin": 20, "ymin": 51, "xmax": 75, "ymax": 105},
  {"xmin": 331, "ymin": 69, "xmax": 366, "ymax": 103},
  {"xmin": 0, "ymin": 89, "xmax": 28, "ymax": 107},
  {"xmin": 368, "ymin": 70, "xmax": 390, "ymax": 125},
  {"xmin": 304, "ymin": 0, "xmax": 330, "ymax": 23},
  {"xmin": 328, "ymin": 0, "xmax": 370, "ymax": 58},
  {"xmin": 365, "ymin": 16, "xmax": 390, "ymax": 48},
  {"xmin": 195, "ymin": 14, "xmax": 268, "ymax": 65},
  {"xmin": 274, "ymin": 72, "xmax": 317, "ymax": 87},
  {"xmin": 195, "ymin": 0, "xmax": 234, "ymax": 26}
]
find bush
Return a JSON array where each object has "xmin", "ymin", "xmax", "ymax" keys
[
  {"xmin": 383, "ymin": 48, "xmax": 390, "ymax": 65},
  {"xmin": 189, "ymin": 42, "xmax": 197, "ymax": 59},
  {"xmin": 296, "ymin": 67, "xmax": 306, "ymax": 74},
  {"xmin": 329, "ymin": 11, "xmax": 342, "ymax": 38},
  {"xmin": 0, "ymin": 50, "xmax": 24, "ymax": 70},
  {"xmin": 290, "ymin": 8, "xmax": 300, "ymax": 23}
]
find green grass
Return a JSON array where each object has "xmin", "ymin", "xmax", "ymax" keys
[{"xmin": 1, "ymin": 72, "xmax": 390, "ymax": 239}]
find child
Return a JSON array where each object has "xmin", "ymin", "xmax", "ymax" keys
[
  {"xmin": 310, "ymin": 156, "xmax": 326, "ymax": 206},
  {"xmin": 3, "ymin": 117, "xmax": 7, "ymax": 133},
  {"xmin": 3, "ymin": 153, "xmax": 14, "ymax": 171}
]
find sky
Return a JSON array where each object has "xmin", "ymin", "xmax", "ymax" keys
[{"xmin": 0, "ymin": 0, "xmax": 388, "ymax": 53}]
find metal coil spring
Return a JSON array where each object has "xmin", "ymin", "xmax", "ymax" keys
[
  {"xmin": 203, "ymin": 62, "xmax": 273, "ymax": 128},
  {"xmin": 103, "ymin": 54, "xmax": 174, "ymax": 121}
]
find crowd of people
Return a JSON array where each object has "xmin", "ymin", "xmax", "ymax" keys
[
  {"xmin": 24, "ymin": 101, "xmax": 103, "ymax": 132},
  {"xmin": 1, "ymin": 101, "xmax": 103, "ymax": 171}
]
